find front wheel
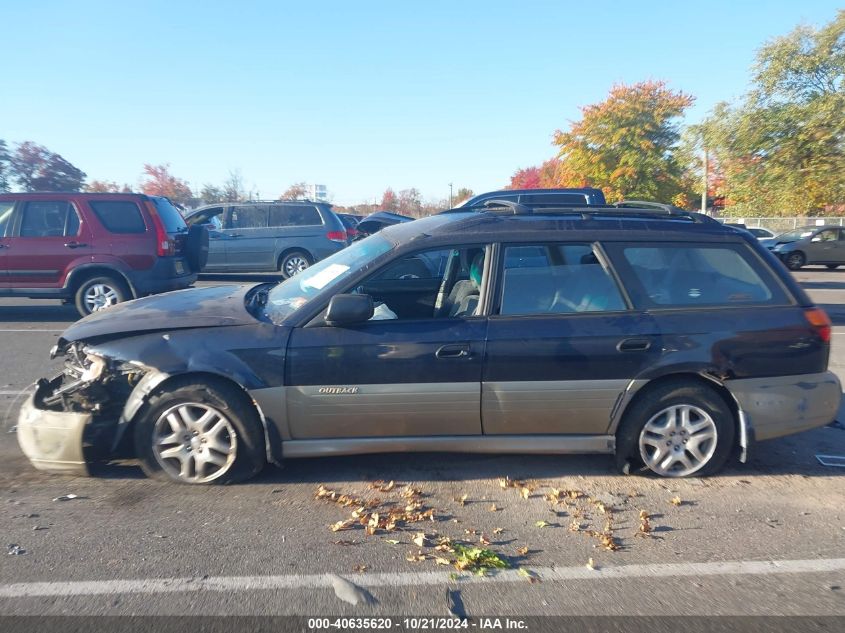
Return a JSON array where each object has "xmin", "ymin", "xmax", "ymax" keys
[
  {"xmin": 784, "ymin": 251, "xmax": 806, "ymax": 271},
  {"xmin": 615, "ymin": 380, "xmax": 735, "ymax": 478},
  {"xmin": 826, "ymin": 264, "xmax": 840, "ymax": 270},
  {"xmin": 279, "ymin": 250, "xmax": 312, "ymax": 278},
  {"xmin": 134, "ymin": 379, "xmax": 265, "ymax": 484}
]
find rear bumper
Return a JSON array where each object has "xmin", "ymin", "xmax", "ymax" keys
[
  {"xmin": 128, "ymin": 257, "xmax": 197, "ymax": 296},
  {"xmin": 17, "ymin": 393, "xmax": 90, "ymax": 476},
  {"xmin": 725, "ymin": 371, "xmax": 841, "ymax": 441}
]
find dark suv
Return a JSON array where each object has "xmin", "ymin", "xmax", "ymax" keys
[
  {"xmin": 17, "ymin": 202, "xmax": 840, "ymax": 484},
  {"xmin": 184, "ymin": 200, "xmax": 348, "ymax": 277},
  {"xmin": 0, "ymin": 193, "xmax": 206, "ymax": 316}
]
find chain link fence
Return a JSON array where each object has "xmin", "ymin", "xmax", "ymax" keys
[{"xmin": 717, "ymin": 217, "xmax": 845, "ymax": 234}]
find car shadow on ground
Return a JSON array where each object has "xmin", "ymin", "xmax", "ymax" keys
[
  {"xmin": 0, "ymin": 304, "xmax": 78, "ymax": 323},
  {"xmin": 198, "ymin": 273, "xmax": 282, "ymax": 283},
  {"xmin": 84, "ymin": 424, "xmax": 845, "ymax": 484}
]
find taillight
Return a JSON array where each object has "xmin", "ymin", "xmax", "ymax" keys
[
  {"xmin": 804, "ymin": 307, "xmax": 832, "ymax": 343},
  {"xmin": 144, "ymin": 201, "xmax": 175, "ymax": 256},
  {"xmin": 326, "ymin": 230, "xmax": 347, "ymax": 243}
]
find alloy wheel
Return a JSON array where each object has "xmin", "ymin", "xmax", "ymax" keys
[
  {"xmin": 284, "ymin": 256, "xmax": 309, "ymax": 277},
  {"xmin": 84, "ymin": 283, "xmax": 120, "ymax": 312},
  {"xmin": 152, "ymin": 403, "xmax": 238, "ymax": 483},
  {"xmin": 638, "ymin": 404, "xmax": 718, "ymax": 477}
]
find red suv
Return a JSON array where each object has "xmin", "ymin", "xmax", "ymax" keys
[{"xmin": 0, "ymin": 193, "xmax": 207, "ymax": 316}]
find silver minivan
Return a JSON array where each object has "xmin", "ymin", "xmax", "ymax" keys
[
  {"xmin": 762, "ymin": 225, "xmax": 845, "ymax": 270},
  {"xmin": 185, "ymin": 201, "xmax": 348, "ymax": 277}
]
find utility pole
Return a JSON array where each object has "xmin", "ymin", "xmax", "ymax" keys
[
  {"xmin": 449, "ymin": 182, "xmax": 453, "ymax": 208},
  {"xmin": 701, "ymin": 148, "xmax": 708, "ymax": 215}
]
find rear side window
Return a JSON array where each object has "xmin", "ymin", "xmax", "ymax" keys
[
  {"xmin": 89, "ymin": 201, "xmax": 146, "ymax": 234},
  {"xmin": 269, "ymin": 204, "xmax": 322, "ymax": 227},
  {"xmin": 230, "ymin": 205, "xmax": 268, "ymax": 229},
  {"xmin": 499, "ymin": 243, "xmax": 626, "ymax": 315},
  {"xmin": 151, "ymin": 197, "xmax": 187, "ymax": 233},
  {"xmin": 0, "ymin": 202, "xmax": 14, "ymax": 236},
  {"xmin": 612, "ymin": 243, "xmax": 787, "ymax": 308},
  {"xmin": 19, "ymin": 201, "xmax": 81, "ymax": 237}
]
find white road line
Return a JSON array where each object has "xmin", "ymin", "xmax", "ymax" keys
[
  {"xmin": 0, "ymin": 329, "xmax": 64, "ymax": 333},
  {"xmin": 0, "ymin": 391, "xmax": 25, "ymax": 396},
  {"xmin": 1, "ymin": 558, "xmax": 844, "ymax": 599}
]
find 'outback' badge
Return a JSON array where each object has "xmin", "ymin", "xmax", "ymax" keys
[{"xmin": 318, "ymin": 386, "xmax": 359, "ymax": 394}]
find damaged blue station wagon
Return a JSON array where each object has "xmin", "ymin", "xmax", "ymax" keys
[{"xmin": 17, "ymin": 201, "xmax": 841, "ymax": 484}]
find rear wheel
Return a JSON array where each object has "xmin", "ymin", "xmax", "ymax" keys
[
  {"xmin": 615, "ymin": 380, "xmax": 735, "ymax": 478},
  {"xmin": 826, "ymin": 264, "xmax": 840, "ymax": 270},
  {"xmin": 279, "ymin": 250, "xmax": 312, "ymax": 278},
  {"xmin": 784, "ymin": 251, "xmax": 806, "ymax": 271},
  {"xmin": 134, "ymin": 379, "xmax": 265, "ymax": 485},
  {"xmin": 74, "ymin": 275, "xmax": 129, "ymax": 317}
]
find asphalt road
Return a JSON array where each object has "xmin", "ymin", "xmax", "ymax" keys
[{"xmin": 0, "ymin": 269, "xmax": 843, "ymax": 622}]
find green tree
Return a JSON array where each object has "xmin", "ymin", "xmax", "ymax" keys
[
  {"xmin": 10, "ymin": 141, "xmax": 86, "ymax": 192},
  {"xmin": 552, "ymin": 81, "xmax": 694, "ymax": 203},
  {"xmin": 0, "ymin": 140, "xmax": 10, "ymax": 192},
  {"xmin": 700, "ymin": 10, "xmax": 845, "ymax": 215}
]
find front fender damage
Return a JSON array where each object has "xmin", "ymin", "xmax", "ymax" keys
[{"xmin": 17, "ymin": 342, "xmax": 156, "ymax": 474}]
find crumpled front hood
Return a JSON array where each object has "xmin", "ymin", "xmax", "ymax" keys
[{"xmin": 61, "ymin": 284, "xmax": 260, "ymax": 343}]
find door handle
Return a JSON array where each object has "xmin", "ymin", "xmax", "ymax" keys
[
  {"xmin": 228, "ymin": 233, "xmax": 242, "ymax": 238},
  {"xmin": 64, "ymin": 242, "xmax": 88, "ymax": 249},
  {"xmin": 0, "ymin": 243, "xmax": 6, "ymax": 249},
  {"xmin": 617, "ymin": 338, "xmax": 652, "ymax": 352},
  {"xmin": 436, "ymin": 343, "xmax": 471, "ymax": 359}
]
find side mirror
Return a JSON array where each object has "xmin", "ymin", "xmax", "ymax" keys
[{"xmin": 325, "ymin": 294, "xmax": 374, "ymax": 326}]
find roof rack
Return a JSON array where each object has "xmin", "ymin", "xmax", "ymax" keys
[{"xmin": 449, "ymin": 198, "xmax": 716, "ymax": 224}]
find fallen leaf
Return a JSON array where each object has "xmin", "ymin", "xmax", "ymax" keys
[
  {"xmin": 489, "ymin": 503, "xmax": 498, "ymax": 512},
  {"xmin": 479, "ymin": 533, "xmax": 490, "ymax": 546},
  {"xmin": 586, "ymin": 557, "xmax": 596, "ymax": 570},
  {"xmin": 669, "ymin": 496, "xmax": 683, "ymax": 507},
  {"xmin": 52, "ymin": 494, "xmax": 81, "ymax": 502},
  {"xmin": 569, "ymin": 519, "xmax": 583, "ymax": 532},
  {"xmin": 456, "ymin": 494, "xmax": 468, "ymax": 506},
  {"xmin": 384, "ymin": 539, "xmax": 401, "ymax": 545},
  {"xmin": 499, "ymin": 477, "xmax": 511, "ymax": 489},
  {"xmin": 333, "ymin": 539, "xmax": 357, "ymax": 546},
  {"xmin": 365, "ymin": 525, "xmax": 376, "ymax": 536},
  {"xmin": 464, "ymin": 528, "xmax": 477, "ymax": 536},
  {"xmin": 435, "ymin": 557, "xmax": 451, "ymax": 566},
  {"xmin": 517, "ymin": 546, "xmax": 529, "ymax": 556},
  {"xmin": 520, "ymin": 487, "xmax": 531, "ymax": 500},
  {"xmin": 354, "ymin": 564, "xmax": 368, "ymax": 573},
  {"xmin": 406, "ymin": 550, "xmax": 427, "ymax": 563},
  {"xmin": 493, "ymin": 527, "xmax": 504, "ymax": 535},
  {"xmin": 535, "ymin": 520, "xmax": 550, "ymax": 528},
  {"xmin": 413, "ymin": 532, "xmax": 427, "ymax": 548},
  {"xmin": 518, "ymin": 567, "xmax": 539, "ymax": 583},
  {"xmin": 330, "ymin": 519, "xmax": 354, "ymax": 532}
]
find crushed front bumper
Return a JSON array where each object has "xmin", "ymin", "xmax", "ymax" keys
[{"xmin": 17, "ymin": 392, "xmax": 90, "ymax": 476}]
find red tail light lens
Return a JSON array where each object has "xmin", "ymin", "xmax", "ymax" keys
[
  {"xmin": 804, "ymin": 307, "xmax": 832, "ymax": 343},
  {"xmin": 326, "ymin": 230, "xmax": 347, "ymax": 243},
  {"xmin": 145, "ymin": 201, "xmax": 175, "ymax": 256}
]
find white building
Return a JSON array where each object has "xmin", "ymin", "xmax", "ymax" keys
[{"xmin": 306, "ymin": 184, "xmax": 328, "ymax": 201}]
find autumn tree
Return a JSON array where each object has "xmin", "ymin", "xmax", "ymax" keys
[
  {"xmin": 508, "ymin": 166, "xmax": 542, "ymax": 189},
  {"xmin": 0, "ymin": 140, "xmax": 10, "ymax": 192},
  {"xmin": 281, "ymin": 182, "xmax": 307, "ymax": 200},
  {"xmin": 140, "ymin": 164, "xmax": 193, "ymax": 205},
  {"xmin": 85, "ymin": 180, "xmax": 131, "ymax": 193},
  {"xmin": 453, "ymin": 187, "xmax": 473, "ymax": 205},
  {"xmin": 9, "ymin": 141, "xmax": 86, "ymax": 192},
  {"xmin": 380, "ymin": 187, "xmax": 398, "ymax": 210},
  {"xmin": 552, "ymin": 81, "xmax": 694, "ymax": 203},
  {"xmin": 700, "ymin": 10, "xmax": 845, "ymax": 215},
  {"xmin": 396, "ymin": 188, "xmax": 423, "ymax": 217}
]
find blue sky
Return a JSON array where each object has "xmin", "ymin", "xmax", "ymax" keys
[{"xmin": 1, "ymin": 1, "xmax": 841, "ymax": 204}]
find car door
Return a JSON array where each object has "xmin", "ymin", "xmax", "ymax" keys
[
  {"xmin": 224, "ymin": 205, "xmax": 275, "ymax": 270},
  {"xmin": 482, "ymin": 242, "xmax": 660, "ymax": 435},
  {"xmin": 807, "ymin": 228, "xmax": 840, "ymax": 263},
  {"xmin": 284, "ymin": 244, "xmax": 490, "ymax": 439},
  {"xmin": 195, "ymin": 207, "xmax": 227, "ymax": 270},
  {"xmin": 5, "ymin": 198, "xmax": 93, "ymax": 288}
]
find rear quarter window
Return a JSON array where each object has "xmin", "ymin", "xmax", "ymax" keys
[
  {"xmin": 151, "ymin": 197, "xmax": 188, "ymax": 233},
  {"xmin": 89, "ymin": 201, "xmax": 147, "ymax": 234},
  {"xmin": 269, "ymin": 204, "xmax": 322, "ymax": 227},
  {"xmin": 606, "ymin": 242, "xmax": 790, "ymax": 308}
]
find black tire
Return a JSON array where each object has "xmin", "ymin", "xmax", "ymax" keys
[
  {"xmin": 279, "ymin": 250, "xmax": 312, "ymax": 278},
  {"xmin": 133, "ymin": 378, "xmax": 265, "ymax": 485},
  {"xmin": 826, "ymin": 264, "xmax": 840, "ymax": 270},
  {"xmin": 615, "ymin": 379, "xmax": 735, "ymax": 478},
  {"xmin": 784, "ymin": 251, "xmax": 805, "ymax": 271},
  {"xmin": 74, "ymin": 275, "xmax": 129, "ymax": 317}
]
